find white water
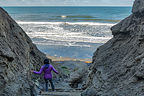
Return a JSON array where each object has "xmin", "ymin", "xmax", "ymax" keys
[
  {"xmin": 17, "ymin": 21, "xmax": 116, "ymax": 26},
  {"xmin": 17, "ymin": 21, "xmax": 114, "ymax": 47}
]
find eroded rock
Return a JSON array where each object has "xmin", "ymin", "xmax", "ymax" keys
[
  {"xmin": 82, "ymin": 0, "xmax": 144, "ymax": 96},
  {"xmin": 0, "ymin": 7, "xmax": 46, "ymax": 96}
]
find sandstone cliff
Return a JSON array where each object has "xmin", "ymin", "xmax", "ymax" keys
[
  {"xmin": 82, "ymin": 0, "xmax": 144, "ymax": 96},
  {"xmin": 0, "ymin": 7, "xmax": 46, "ymax": 96}
]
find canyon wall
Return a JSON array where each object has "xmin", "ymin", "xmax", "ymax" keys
[
  {"xmin": 0, "ymin": 7, "xmax": 46, "ymax": 96},
  {"xmin": 82, "ymin": 0, "xmax": 144, "ymax": 96}
]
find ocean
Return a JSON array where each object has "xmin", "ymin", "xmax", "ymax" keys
[{"xmin": 3, "ymin": 6, "xmax": 132, "ymax": 59}]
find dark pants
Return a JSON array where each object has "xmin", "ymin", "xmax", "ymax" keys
[{"xmin": 45, "ymin": 79, "xmax": 55, "ymax": 91}]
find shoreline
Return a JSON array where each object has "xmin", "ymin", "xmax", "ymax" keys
[{"xmin": 47, "ymin": 55, "xmax": 92, "ymax": 63}]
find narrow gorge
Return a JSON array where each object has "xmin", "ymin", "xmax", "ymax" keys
[{"xmin": 1, "ymin": 0, "xmax": 144, "ymax": 96}]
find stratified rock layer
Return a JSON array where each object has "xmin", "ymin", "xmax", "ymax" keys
[
  {"xmin": 82, "ymin": 0, "xmax": 144, "ymax": 96},
  {"xmin": 0, "ymin": 7, "xmax": 45, "ymax": 96}
]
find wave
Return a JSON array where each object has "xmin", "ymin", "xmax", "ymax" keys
[
  {"xmin": 32, "ymin": 36, "xmax": 112, "ymax": 47},
  {"xmin": 73, "ymin": 19, "xmax": 120, "ymax": 23},
  {"xmin": 17, "ymin": 21, "xmax": 116, "ymax": 26},
  {"xmin": 29, "ymin": 32, "xmax": 112, "ymax": 44},
  {"xmin": 33, "ymin": 41, "xmax": 92, "ymax": 47},
  {"xmin": 56, "ymin": 15, "xmax": 95, "ymax": 18},
  {"xmin": 53, "ymin": 15, "xmax": 119, "ymax": 23},
  {"xmin": 18, "ymin": 20, "xmax": 113, "ymax": 46}
]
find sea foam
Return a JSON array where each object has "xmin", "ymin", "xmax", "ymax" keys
[
  {"xmin": 17, "ymin": 21, "xmax": 114, "ymax": 47},
  {"xmin": 17, "ymin": 21, "xmax": 116, "ymax": 26}
]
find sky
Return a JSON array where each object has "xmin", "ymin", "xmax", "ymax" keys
[{"xmin": 0, "ymin": 0, "xmax": 135, "ymax": 6}]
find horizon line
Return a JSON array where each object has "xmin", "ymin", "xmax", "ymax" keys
[{"xmin": 2, "ymin": 5, "xmax": 132, "ymax": 7}]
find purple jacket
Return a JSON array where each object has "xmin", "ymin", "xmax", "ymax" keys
[{"xmin": 33, "ymin": 64, "xmax": 58, "ymax": 79}]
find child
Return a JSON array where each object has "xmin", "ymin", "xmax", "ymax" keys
[{"xmin": 31, "ymin": 59, "xmax": 58, "ymax": 91}]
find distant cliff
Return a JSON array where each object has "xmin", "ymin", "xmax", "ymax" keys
[
  {"xmin": 0, "ymin": 7, "xmax": 45, "ymax": 96},
  {"xmin": 82, "ymin": 0, "xmax": 144, "ymax": 96}
]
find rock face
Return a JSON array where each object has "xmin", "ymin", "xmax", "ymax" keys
[
  {"xmin": 82, "ymin": 0, "xmax": 144, "ymax": 96},
  {"xmin": 0, "ymin": 7, "xmax": 45, "ymax": 96}
]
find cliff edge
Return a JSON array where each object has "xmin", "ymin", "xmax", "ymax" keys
[
  {"xmin": 82, "ymin": 0, "xmax": 144, "ymax": 96},
  {"xmin": 0, "ymin": 7, "xmax": 45, "ymax": 96}
]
